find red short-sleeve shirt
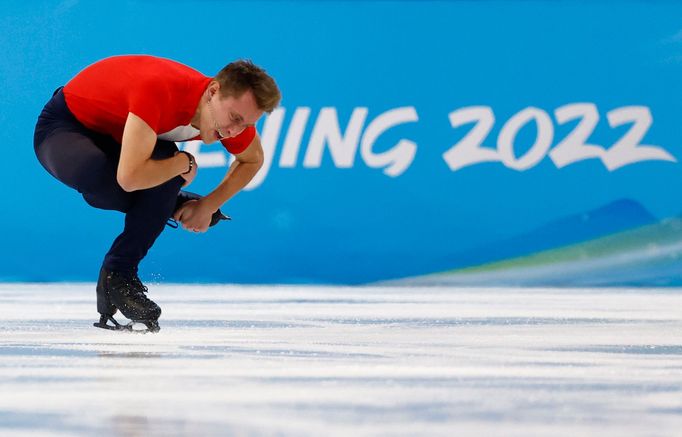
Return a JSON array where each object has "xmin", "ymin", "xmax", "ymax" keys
[{"xmin": 63, "ymin": 55, "xmax": 256, "ymax": 155}]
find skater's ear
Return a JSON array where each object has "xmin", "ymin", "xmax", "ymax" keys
[{"xmin": 206, "ymin": 81, "xmax": 221, "ymax": 100}]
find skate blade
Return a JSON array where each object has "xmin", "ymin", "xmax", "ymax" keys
[
  {"xmin": 94, "ymin": 315, "xmax": 160, "ymax": 333},
  {"xmin": 128, "ymin": 320, "xmax": 160, "ymax": 333}
]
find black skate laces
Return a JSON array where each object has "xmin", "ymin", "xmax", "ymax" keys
[
  {"xmin": 111, "ymin": 273, "xmax": 152, "ymax": 304},
  {"xmin": 130, "ymin": 275, "xmax": 149, "ymax": 293}
]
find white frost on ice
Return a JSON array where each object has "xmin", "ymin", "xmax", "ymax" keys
[{"xmin": 0, "ymin": 283, "xmax": 681, "ymax": 436}]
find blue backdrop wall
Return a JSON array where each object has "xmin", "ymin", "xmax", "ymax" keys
[{"xmin": 3, "ymin": 1, "xmax": 682, "ymax": 285}]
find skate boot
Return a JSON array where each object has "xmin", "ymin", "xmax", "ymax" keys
[
  {"xmin": 93, "ymin": 268, "xmax": 161, "ymax": 333},
  {"xmin": 95, "ymin": 266, "xmax": 117, "ymax": 317},
  {"xmin": 166, "ymin": 190, "xmax": 231, "ymax": 228}
]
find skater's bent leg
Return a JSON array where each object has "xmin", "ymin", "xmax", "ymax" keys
[
  {"xmin": 35, "ymin": 130, "xmax": 133, "ymax": 212},
  {"xmin": 103, "ymin": 141, "xmax": 184, "ymax": 272}
]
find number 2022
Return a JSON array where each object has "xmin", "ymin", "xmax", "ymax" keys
[{"xmin": 442, "ymin": 104, "xmax": 676, "ymax": 171}]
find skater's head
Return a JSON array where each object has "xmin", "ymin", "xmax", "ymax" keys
[
  {"xmin": 196, "ymin": 60, "xmax": 280, "ymax": 143},
  {"xmin": 216, "ymin": 60, "xmax": 280, "ymax": 113}
]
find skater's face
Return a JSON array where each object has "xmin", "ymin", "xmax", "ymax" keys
[{"xmin": 203, "ymin": 86, "xmax": 263, "ymax": 143}]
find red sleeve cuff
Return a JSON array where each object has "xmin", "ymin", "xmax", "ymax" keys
[{"xmin": 220, "ymin": 126, "xmax": 256, "ymax": 155}]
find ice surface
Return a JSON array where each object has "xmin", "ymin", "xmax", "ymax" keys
[{"xmin": 1, "ymin": 283, "xmax": 682, "ymax": 436}]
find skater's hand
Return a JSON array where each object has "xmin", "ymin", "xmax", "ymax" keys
[
  {"xmin": 176, "ymin": 151, "xmax": 197, "ymax": 187},
  {"xmin": 173, "ymin": 199, "xmax": 213, "ymax": 233}
]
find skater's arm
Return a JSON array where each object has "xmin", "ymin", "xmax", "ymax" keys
[
  {"xmin": 173, "ymin": 135, "xmax": 263, "ymax": 232},
  {"xmin": 117, "ymin": 113, "xmax": 195, "ymax": 192},
  {"xmin": 203, "ymin": 134, "xmax": 264, "ymax": 210}
]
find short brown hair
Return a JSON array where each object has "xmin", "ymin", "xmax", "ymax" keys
[{"xmin": 215, "ymin": 60, "xmax": 281, "ymax": 113}]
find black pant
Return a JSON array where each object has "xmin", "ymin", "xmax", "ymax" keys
[{"xmin": 34, "ymin": 88, "xmax": 184, "ymax": 273}]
